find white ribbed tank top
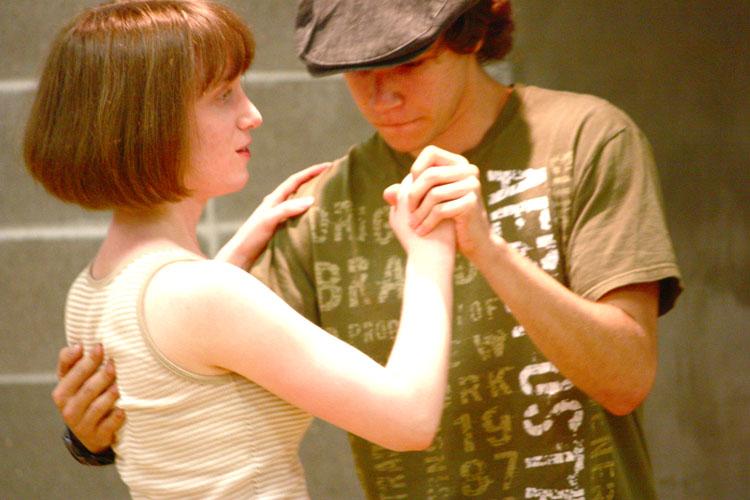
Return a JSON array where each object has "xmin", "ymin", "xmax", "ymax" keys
[{"xmin": 65, "ymin": 250, "xmax": 312, "ymax": 499}]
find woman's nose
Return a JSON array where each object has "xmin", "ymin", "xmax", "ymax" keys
[{"xmin": 239, "ymin": 98, "xmax": 262, "ymax": 130}]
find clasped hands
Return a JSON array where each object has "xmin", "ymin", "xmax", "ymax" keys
[{"xmin": 385, "ymin": 145, "xmax": 493, "ymax": 260}]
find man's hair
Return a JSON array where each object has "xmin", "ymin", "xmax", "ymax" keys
[
  {"xmin": 444, "ymin": 0, "xmax": 514, "ymax": 62},
  {"xmin": 23, "ymin": 0, "xmax": 254, "ymax": 210}
]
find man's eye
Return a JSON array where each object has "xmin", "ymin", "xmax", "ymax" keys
[{"xmin": 399, "ymin": 60, "xmax": 424, "ymax": 72}]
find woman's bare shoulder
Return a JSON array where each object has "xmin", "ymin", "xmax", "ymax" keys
[{"xmin": 147, "ymin": 259, "xmax": 270, "ymax": 307}]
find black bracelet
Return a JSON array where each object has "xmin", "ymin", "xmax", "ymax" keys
[{"xmin": 62, "ymin": 427, "xmax": 116, "ymax": 466}]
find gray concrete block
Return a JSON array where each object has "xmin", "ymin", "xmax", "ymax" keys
[
  {"xmin": 224, "ymin": 0, "xmax": 306, "ymax": 73},
  {"xmin": 0, "ymin": 0, "xmax": 95, "ymax": 80},
  {"xmin": 300, "ymin": 419, "xmax": 365, "ymax": 500},
  {"xmin": 214, "ymin": 77, "xmax": 372, "ymax": 221},
  {"xmin": 0, "ymin": 239, "xmax": 100, "ymax": 374},
  {"xmin": 0, "ymin": 383, "xmax": 129, "ymax": 499},
  {"xmin": 0, "ymin": 385, "xmax": 362, "ymax": 499},
  {"xmin": 0, "ymin": 0, "xmax": 302, "ymax": 80},
  {"xmin": 0, "ymin": 88, "xmax": 110, "ymax": 227}
]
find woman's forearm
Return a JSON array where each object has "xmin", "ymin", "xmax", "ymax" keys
[{"xmin": 384, "ymin": 234, "xmax": 455, "ymax": 446}]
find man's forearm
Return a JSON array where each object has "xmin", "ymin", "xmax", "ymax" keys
[{"xmin": 469, "ymin": 234, "xmax": 659, "ymax": 415}]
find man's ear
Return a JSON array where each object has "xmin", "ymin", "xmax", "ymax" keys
[
  {"xmin": 471, "ymin": 39, "xmax": 484, "ymax": 54},
  {"xmin": 492, "ymin": 0, "xmax": 510, "ymax": 14}
]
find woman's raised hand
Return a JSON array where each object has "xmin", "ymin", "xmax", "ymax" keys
[
  {"xmin": 385, "ymin": 170, "xmax": 455, "ymax": 254},
  {"xmin": 215, "ymin": 162, "xmax": 330, "ymax": 268}
]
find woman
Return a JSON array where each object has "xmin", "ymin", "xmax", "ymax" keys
[{"xmin": 24, "ymin": 1, "xmax": 455, "ymax": 498}]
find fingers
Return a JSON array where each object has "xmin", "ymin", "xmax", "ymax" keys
[
  {"xmin": 52, "ymin": 344, "xmax": 105, "ymax": 410},
  {"xmin": 263, "ymin": 162, "xmax": 331, "ymax": 206},
  {"xmin": 56, "ymin": 344, "xmax": 83, "ymax": 380},
  {"xmin": 382, "ymin": 183, "xmax": 400, "ymax": 206},
  {"xmin": 73, "ymin": 381, "xmax": 124, "ymax": 452},
  {"xmin": 410, "ymin": 145, "xmax": 469, "ymax": 180},
  {"xmin": 409, "ymin": 175, "xmax": 480, "ymax": 231},
  {"xmin": 386, "ymin": 176, "xmax": 417, "ymax": 251},
  {"xmin": 414, "ymin": 192, "xmax": 479, "ymax": 236},
  {"xmin": 215, "ymin": 163, "xmax": 329, "ymax": 268},
  {"xmin": 56, "ymin": 355, "xmax": 117, "ymax": 428},
  {"xmin": 264, "ymin": 196, "xmax": 315, "ymax": 225},
  {"xmin": 408, "ymin": 161, "xmax": 479, "ymax": 212},
  {"xmin": 96, "ymin": 407, "xmax": 126, "ymax": 446},
  {"xmin": 395, "ymin": 174, "xmax": 414, "ymax": 212},
  {"xmin": 52, "ymin": 345, "xmax": 122, "ymax": 453}
]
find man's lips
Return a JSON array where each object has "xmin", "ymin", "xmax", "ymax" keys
[{"xmin": 375, "ymin": 118, "xmax": 419, "ymax": 129}]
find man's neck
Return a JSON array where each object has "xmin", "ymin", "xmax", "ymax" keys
[{"xmin": 414, "ymin": 67, "xmax": 511, "ymax": 157}]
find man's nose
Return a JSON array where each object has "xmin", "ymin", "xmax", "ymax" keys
[{"xmin": 370, "ymin": 71, "xmax": 402, "ymax": 111}]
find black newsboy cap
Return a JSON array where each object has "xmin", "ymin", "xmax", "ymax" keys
[{"xmin": 295, "ymin": 0, "xmax": 480, "ymax": 76}]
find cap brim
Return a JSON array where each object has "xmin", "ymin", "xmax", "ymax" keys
[
  {"xmin": 296, "ymin": 0, "xmax": 479, "ymax": 76},
  {"xmin": 304, "ymin": 42, "xmax": 434, "ymax": 76}
]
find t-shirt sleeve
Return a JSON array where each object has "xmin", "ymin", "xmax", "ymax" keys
[
  {"xmin": 565, "ymin": 106, "xmax": 683, "ymax": 315},
  {"xmin": 251, "ymin": 213, "xmax": 321, "ymax": 324}
]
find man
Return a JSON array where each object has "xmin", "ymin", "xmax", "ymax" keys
[{"xmin": 53, "ymin": 0, "xmax": 682, "ymax": 497}]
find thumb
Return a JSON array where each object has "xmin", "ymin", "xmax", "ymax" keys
[{"xmin": 383, "ymin": 183, "xmax": 400, "ymax": 206}]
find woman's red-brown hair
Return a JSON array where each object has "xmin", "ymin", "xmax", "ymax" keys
[{"xmin": 23, "ymin": 0, "xmax": 255, "ymax": 210}]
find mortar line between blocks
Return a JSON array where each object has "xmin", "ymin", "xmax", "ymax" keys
[
  {"xmin": 0, "ymin": 71, "xmax": 324, "ymax": 95},
  {"xmin": 0, "ymin": 372, "xmax": 57, "ymax": 385},
  {"xmin": 0, "ymin": 221, "xmax": 218, "ymax": 242}
]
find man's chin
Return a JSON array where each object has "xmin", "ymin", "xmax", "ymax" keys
[{"xmin": 378, "ymin": 133, "xmax": 425, "ymax": 157}]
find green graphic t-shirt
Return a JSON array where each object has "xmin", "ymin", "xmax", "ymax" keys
[{"xmin": 253, "ymin": 85, "xmax": 682, "ymax": 499}]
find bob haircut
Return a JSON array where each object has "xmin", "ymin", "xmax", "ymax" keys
[
  {"xmin": 23, "ymin": 0, "xmax": 255, "ymax": 210},
  {"xmin": 444, "ymin": 0, "xmax": 514, "ymax": 63}
]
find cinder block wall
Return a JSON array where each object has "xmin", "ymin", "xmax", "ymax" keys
[
  {"xmin": 2, "ymin": 1, "xmax": 748, "ymax": 499},
  {"xmin": 0, "ymin": 1, "xmax": 368, "ymax": 498},
  {"xmin": 509, "ymin": 2, "xmax": 750, "ymax": 499}
]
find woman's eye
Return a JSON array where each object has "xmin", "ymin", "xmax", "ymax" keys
[{"xmin": 219, "ymin": 89, "xmax": 233, "ymax": 102}]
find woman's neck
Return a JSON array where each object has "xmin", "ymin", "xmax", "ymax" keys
[{"xmin": 91, "ymin": 199, "xmax": 205, "ymax": 278}]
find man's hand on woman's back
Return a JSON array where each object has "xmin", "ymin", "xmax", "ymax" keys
[{"xmin": 52, "ymin": 344, "xmax": 123, "ymax": 453}]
